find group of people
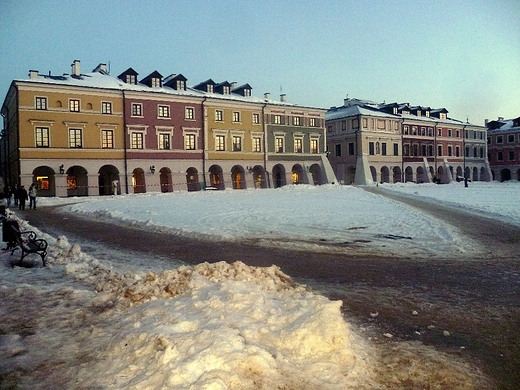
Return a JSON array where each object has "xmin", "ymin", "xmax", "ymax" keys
[{"xmin": 1, "ymin": 184, "xmax": 38, "ymax": 211}]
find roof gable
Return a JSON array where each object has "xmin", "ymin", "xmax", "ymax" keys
[{"xmin": 140, "ymin": 71, "xmax": 163, "ymax": 87}]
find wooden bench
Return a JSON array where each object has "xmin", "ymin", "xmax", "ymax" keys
[{"xmin": 9, "ymin": 224, "xmax": 48, "ymax": 267}]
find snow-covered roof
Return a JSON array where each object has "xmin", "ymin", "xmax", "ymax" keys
[
  {"xmin": 487, "ymin": 118, "xmax": 520, "ymax": 133},
  {"xmin": 15, "ymin": 69, "xmax": 324, "ymax": 110},
  {"xmin": 326, "ymin": 104, "xmax": 399, "ymax": 120}
]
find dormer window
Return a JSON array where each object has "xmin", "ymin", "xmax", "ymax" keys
[
  {"xmin": 151, "ymin": 77, "xmax": 161, "ymax": 88},
  {"xmin": 393, "ymin": 107, "xmax": 398, "ymax": 115},
  {"xmin": 223, "ymin": 86, "xmax": 230, "ymax": 94},
  {"xmin": 440, "ymin": 113, "xmax": 447, "ymax": 120},
  {"xmin": 233, "ymin": 84, "xmax": 253, "ymax": 97},
  {"xmin": 177, "ymin": 80, "xmax": 185, "ymax": 90},
  {"xmin": 126, "ymin": 74, "xmax": 136, "ymax": 84},
  {"xmin": 164, "ymin": 74, "xmax": 187, "ymax": 91},
  {"xmin": 208, "ymin": 84, "xmax": 214, "ymax": 93},
  {"xmin": 194, "ymin": 79, "xmax": 216, "ymax": 93},
  {"xmin": 118, "ymin": 68, "xmax": 139, "ymax": 85}
]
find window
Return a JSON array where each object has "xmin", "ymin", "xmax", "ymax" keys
[
  {"xmin": 448, "ymin": 145, "xmax": 453, "ymax": 156},
  {"xmin": 69, "ymin": 99, "xmax": 80, "ymax": 112},
  {"xmin": 473, "ymin": 131, "xmax": 477, "ymax": 140},
  {"xmin": 252, "ymin": 137, "xmax": 262, "ymax": 152},
  {"xmin": 437, "ymin": 128, "xmax": 442, "ymax": 137},
  {"xmin": 349, "ymin": 142, "xmax": 355, "ymax": 155},
  {"xmin": 274, "ymin": 115, "xmax": 281, "ymax": 124},
  {"xmin": 158, "ymin": 133, "xmax": 170, "ymax": 150},
  {"xmin": 275, "ymin": 137, "xmax": 284, "ymax": 153},
  {"xmin": 497, "ymin": 151, "xmax": 503, "ymax": 161},
  {"xmin": 102, "ymin": 130, "xmax": 113, "ymax": 149},
  {"xmin": 151, "ymin": 78, "xmax": 161, "ymax": 88},
  {"xmin": 456, "ymin": 130, "xmax": 460, "ymax": 138},
  {"xmin": 126, "ymin": 74, "xmax": 136, "ymax": 84},
  {"xmin": 185, "ymin": 107, "xmax": 194, "ymax": 120},
  {"xmin": 509, "ymin": 151, "xmax": 515, "ymax": 161},
  {"xmin": 309, "ymin": 118, "xmax": 316, "ymax": 127},
  {"xmin": 412, "ymin": 144, "xmax": 418, "ymax": 156},
  {"xmin": 508, "ymin": 134, "xmax": 515, "ymax": 143},
  {"xmin": 232, "ymin": 111, "xmax": 240, "ymax": 122},
  {"xmin": 456, "ymin": 146, "xmax": 460, "ymax": 157},
  {"xmin": 215, "ymin": 135, "xmax": 225, "ymax": 151},
  {"xmin": 382, "ymin": 142, "xmax": 387, "ymax": 156},
  {"xmin": 294, "ymin": 138, "xmax": 303, "ymax": 153},
  {"xmin": 35, "ymin": 97, "xmax": 47, "ymax": 110},
  {"xmin": 310, "ymin": 139, "xmax": 318, "ymax": 154},
  {"xmin": 35, "ymin": 127, "xmax": 49, "ymax": 147},
  {"xmin": 448, "ymin": 129, "xmax": 452, "ymax": 137},
  {"xmin": 215, "ymin": 110, "xmax": 223, "ymax": 121},
  {"xmin": 253, "ymin": 113, "xmax": 260, "ymax": 124},
  {"xmin": 158, "ymin": 105, "xmax": 170, "ymax": 118},
  {"xmin": 102, "ymin": 101, "xmax": 112, "ymax": 114},
  {"xmin": 132, "ymin": 103, "xmax": 143, "ymax": 117},
  {"xmin": 232, "ymin": 136, "xmax": 242, "ymax": 151},
  {"xmin": 131, "ymin": 132, "xmax": 144, "ymax": 149},
  {"xmin": 465, "ymin": 146, "xmax": 470, "ymax": 157},
  {"xmin": 393, "ymin": 143, "xmax": 399, "ymax": 156},
  {"xmin": 496, "ymin": 135, "xmax": 503, "ymax": 144},
  {"xmin": 437, "ymin": 145, "xmax": 442, "ymax": 157},
  {"xmin": 428, "ymin": 145, "xmax": 433, "ymax": 156},
  {"xmin": 335, "ymin": 144, "xmax": 341, "ymax": 157},
  {"xmin": 403, "ymin": 126, "xmax": 409, "ymax": 135},
  {"xmin": 184, "ymin": 134, "xmax": 196, "ymax": 150},
  {"xmin": 369, "ymin": 142, "xmax": 375, "ymax": 155},
  {"xmin": 292, "ymin": 116, "xmax": 301, "ymax": 126},
  {"xmin": 69, "ymin": 129, "xmax": 82, "ymax": 148},
  {"xmin": 480, "ymin": 147, "xmax": 484, "ymax": 158},
  {"xmin": 403, "ymin": 144, "xmax": 410, "ymax": 156},
  {"xmin": 342, "ymin": 121, "xmax": 346, "ymax": 131}
]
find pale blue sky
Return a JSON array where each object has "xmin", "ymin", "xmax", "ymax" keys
[{"xmin": 1, "ymin": 0, "xmax": 518, "ymax": 125}]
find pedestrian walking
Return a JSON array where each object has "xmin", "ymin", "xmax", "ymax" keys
[
  {"xmin": 12, "ymin": 185, "xmax": 18, "ymax": 207},
  {"xmin": 29, "ymin": 183, "xmax": 38, "ymax": 209},
  {"xmin": 4, "ymin": 186, "xmax": 12, "ymax": 208},
  {"xmin": 17, "ymin": 185, "xmax": 28, "ymax": 211}
]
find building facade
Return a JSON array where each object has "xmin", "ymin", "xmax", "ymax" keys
[
  {"xmin": 326, "ymin": 98, "xmax": 491, "ymax": 185},
  {"xmin": 486, "ymin": 116, "xmax": 520, "ymax": 181},
  {"xmin": 0, "ymin": 60, "xmax": 334, "ymax": 197}
]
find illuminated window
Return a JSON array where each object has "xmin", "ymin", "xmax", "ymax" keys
[
  {"xmin": 102, "ymin": 101, "xmax": 112, "ymax": 114},
  {"xmin": 37, "ymin": 176, "xmax": 49, "ymax": 190},
  {"xmin": 274, "ymin": 115, "xmax": 281, "ymax": 124},
  {"xmin": 185, "ymin": 107, "xmax": 195, "ymax": 120},
  {"xmin": 232, "ymin": 136, "xmax": 242, "ymax": 151},
  {"xmin": 232, "ymin": 111, "xmax": 241, "ymax": 122},
  {"xmin": 185, "ymin": 134, "xmax": 196, "ymax": 150},
  {"xmin": 131, "ymin": 132, "xmax": 144, "ymax": 149},
  {"xmin": 309, "ymin": 118, "xmax": 316, "ymax": 127},
  {"xmin": 35, "ymin": 127, "xmax": 49, "ymax": 147},
  {"xmin": 275, "ymin": 137, "xmax": 284, "ymax": 153},
  {"xmin": 132, "ymin": 103, "xmax": 142, "ymax": 116},
  {"xmin": 69, "ymin": 128, "xmax": 82, "ymax": 148},
  {"xmin": 102, "ymin": 130, "xmax": 113, "ymax": 148},
  {"xmin": 69, "ymin": 99, "xmax": 80, "ymax": 112},
  {"xmin": 310, "ymin": 139, "xmax": 318, "ymax": 154},
  {"xmin": 292, "ymin": 116, "xmax": 301, "ymax": 126},
  {"xmin": 158, "ymin": 133, "xmax": 170, "ymax": 150},
  {"xmin": 158, "ymin": 105, "xmax": 170, "ymax": 118},
  {"xmin": 215, "ymin": 135, "xmax": 225, "ymax": 151},
  {"xmin": 215, "ymin": 110, "xmax": 223, "ymax": 121},
  {"xmin": 35, "ymin": 97, "xmax": 47, "ymax": 110},
  {"xmin": 294, "ymin": 138, "xmax": 303, "ymax": 153},
  {"xmin": 253, "ymin": 113, "xmax": 260, "ymax": 124},
  {"xmin": 252, "ymin": 137, "xmax": 262, "ymax": 152}
]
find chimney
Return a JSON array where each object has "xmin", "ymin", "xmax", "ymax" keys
[
  {"xmin": 28, "ymin": 70, "xmax": 39, "ymax": 79},
  {"xmin": 484, "ymin": 119, "xmax": 489, "ymax": 126},
  {"xmin": 264, "ymin": 92, "xmax": 270, "ymax": 100},
  {"xmin": 280, "ymin": 93, "xmax": 286, "ymax": 102},
  {"xmin": 498, "ymin": 116, "xmax": 504, "ymax": 121},
  {"xmin": 71, "ymin": 59, "xmax": 81, "ymax": 76}
]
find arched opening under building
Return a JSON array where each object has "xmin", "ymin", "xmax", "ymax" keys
[
  {"xmin": 405, "ymin": 166, "xmax": 413, "ymax": 182},
  {"xmin": 291, "ymin": 164, "xmax": 305, "ymax": 184},
  {"xmin": 66, "ymin": 165, "xmax": 88, "ymax": 197},
  {"xmin": 500, "ymin": 168, "xmax": 511, "ymax": 182},
  {"xmin": 381, "ymin": 166, "xmax": 390, "ymax": 183},
  {"xmin": 132, "ymin": 168, "xmax": 146, "ymax": 193},
  {"xmin": 231, "ymin": 165, "xmax": 246, "ymax": 189},
  {"xmin": 32, "ymin": 166, "xmax": 56, "ymax": 197},
  {"xmin": 416, "ymin": 166, "xmax": 427, "ymax": 183},
  {"xmin": 209, "ymin": 165, "xmax": 225, "ymax": 190},
  {"xmin": 370, "ymin": 166, "xmax": 377, "ymax": 183},
  {"xmin": 393, "ymin": 166, "xmax": 402, "ymax": 183},
  {"xmin": 159, "ymin": 167, "xmax": 173, "ymax": 192},
  {"xmin": 437, "ymin": 166, "xmax": 445, "ymax": 183},
  {"xmin": 472, "ymin": 167, "xmax": 479, "ymax": 181},
  {"xmin": 309, "ymin": 164, "xmax": 323, "ymax": 185},
  {"xmin": 481, "ymin": 167, "xmax": 489, "ymax": 181},
  {"xmin": 251, "ymin": 165, "xmax": 267, "ymax": 189},
  {"xmin": 347, "ymin": 166, "xmax": 356, "ymax": 184},
  {"xmin": 456, "ymin": 166, "xmax": 463, "ymax": 180},
  {"xmin": 98, "ymin": 165, "xmax": 120, "ymax": 195},
  {"xmin": 272, "ymin": 164, "xmax": 286, "ymax": 188},
  {"xmin": 186, "ymin": 167, "xmax": 200, "ymax": 191}
]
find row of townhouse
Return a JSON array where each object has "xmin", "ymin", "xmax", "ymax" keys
[
  {"xmin": 0, "ymin": 60, "xmax": 335, "ymax": 197},
  {"xmin": 486, "ymin": 116, "xmax": 520, "ymax": 181},
  {"xmin": 326, "ymin": 98, "xmax": 491, "ymax": 185}
]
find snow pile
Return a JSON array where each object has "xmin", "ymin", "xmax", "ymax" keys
[{"xmin": 1, "ymin": 231, "xmax": 376, "ymax": 389}]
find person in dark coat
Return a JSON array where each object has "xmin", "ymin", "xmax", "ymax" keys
[{"xmin": 17, "ymin": 186, "xmax": 28, "ymax": 211}]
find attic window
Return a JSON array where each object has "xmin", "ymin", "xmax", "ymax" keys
[
  {"xmin": 223, "ymin": 86, "xmax": 230, "ymax": 94},
  {"xmin": 151, "ymin": 78, "xmax": 161, "ymax": 88},
  {"xmin": 126, "ymin": 74, "xmax": 136, "ymax": 84},
  {"xmin": 393, "ymin": 107, "xmax": 397, "ymax": 115},
  {"xmin": 177, "ymin": 80, "xmax": 185, "ymax": 90},
  {"xmin": 440, "ymin": 113, "xmax": 447, "ymax": 120},
  {"xmin": 208, "ymin": 85, "xmax": 214, "ymax": 93},
  {"xmin": 244, "ymin": 89, "xmax": 251, "ymax": 97}
]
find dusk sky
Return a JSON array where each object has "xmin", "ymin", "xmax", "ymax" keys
[{"xmin": 1, "ymin": 0, "xmax": 518, "ymax": 126}]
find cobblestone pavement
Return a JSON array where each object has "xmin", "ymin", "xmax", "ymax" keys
[{"xmin": 19, "ymin": 191, "xmax": 520, "ymax": 389}]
